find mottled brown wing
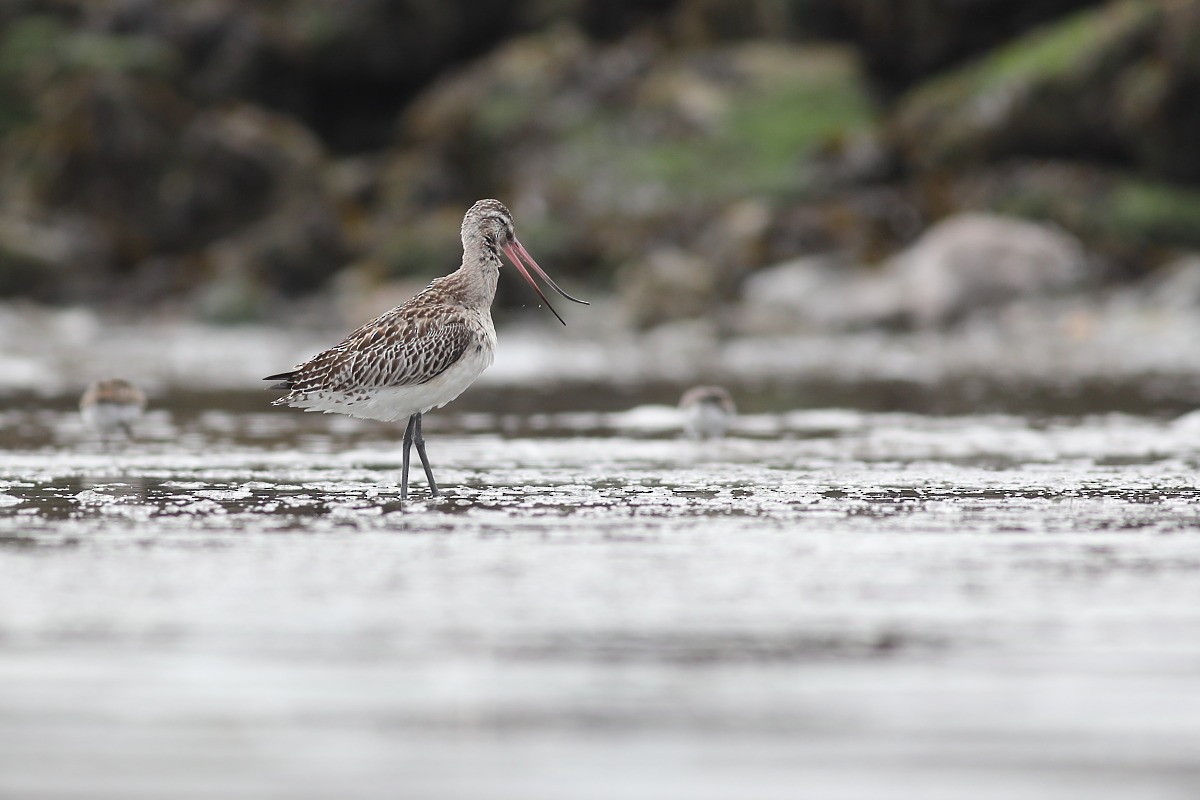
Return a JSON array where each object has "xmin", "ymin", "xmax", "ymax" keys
[{"xmin": 286, "ymin": 306, "xmax": 473, "ymax": 395}]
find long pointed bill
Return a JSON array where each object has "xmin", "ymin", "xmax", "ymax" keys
[{"xmin": 502, "ymin": 238, "xmax": 589, "ymax": 326}]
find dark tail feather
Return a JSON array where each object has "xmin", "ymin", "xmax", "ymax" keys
[{"xmin": 264, "ymin": 371, "xmax": 297, "ymax": 391}]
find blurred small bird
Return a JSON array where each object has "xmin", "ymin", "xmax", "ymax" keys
[
  {"xmin": 80, "ymin": 378, "xmax": 147, "ymax": 440},
  {"xmin": 265, "ymin": 199, "xmax": 587, "ymax": 500},
  {"xmin": 679, "ymin": 386, "xmax": 736, "ymax": 440}
]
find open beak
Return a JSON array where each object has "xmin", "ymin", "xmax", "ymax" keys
[{"xmin": 502, "ymin": 237, "xmax": 589, "ymax": 326}]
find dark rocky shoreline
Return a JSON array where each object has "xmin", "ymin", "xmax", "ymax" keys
[{"xmin": 1, "ymin": 0, "xmax": 1198, "ymax": 332}]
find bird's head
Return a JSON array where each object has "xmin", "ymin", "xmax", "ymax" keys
[
  {"xmin": 461, "ymin": 198, "xmax": 589, "ymax": 325},
  {"xmin": 462, "ymin": 199, "xmax": 515, "ymax": 252}
]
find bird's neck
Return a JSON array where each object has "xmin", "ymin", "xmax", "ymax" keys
[{"xmin": 453, "ymin": 245, "xmax": 501, "ymax": 309}]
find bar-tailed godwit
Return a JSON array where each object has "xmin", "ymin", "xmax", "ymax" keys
[
  {"xmin": 679, "ymin": 386, "xmax": 736, "ymax": 440},
  {"xmin": 266, "ymin": 199, "xmax": 587, "ymax": 499},
  {"xmin": 80, "ymin": 378, "xmax": 147, "ymax": 440}
]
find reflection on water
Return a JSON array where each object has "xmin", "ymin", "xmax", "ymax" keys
[{"xmin": 1, "ymin": 403, "xmax": 1200, "ymax": 799}]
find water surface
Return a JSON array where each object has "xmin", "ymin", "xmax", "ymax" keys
[{"xmin": 2, "ymin": 402, "xmax": 1200, "ymax": 799}]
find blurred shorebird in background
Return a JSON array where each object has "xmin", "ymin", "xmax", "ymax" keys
[
  {"xmin": 80, "ymin": 378, "xmax": 147, "ymax": 441},
  {"xmin": 679, "ymin": 386, "xmax": 736, "ymax": 440},
  {"xmin": 266, "ymin": 199, "xmax": 587, "ymax": 500}
]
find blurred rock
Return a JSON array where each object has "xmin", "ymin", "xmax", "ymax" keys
[
  {"xmin": 1114, "ymin": 0, "xmax": 1200, "ymax": 180},
  {"xmin": 734, "ymin": 254, "xmax": 901, "ymax": 334},
  {"xmin": 368, "ymin": 206, "xmax": 464, "ymax": 283},
  {"xmin": 893, "ymin": 1, "xmax": 1200, "ymax": 181},
  {"xmin": 0, "ymin": 217, "xmax": 68, "ymax": 299},
  {"xmin": 617, "ymin": 248, "xmax": 717, "ymax": 330},
  {"xmin": 699, "ymin": 200, "xmax": 772, "ymax": 288},
  {"xmin": 1143, "ymin": 254, "xmax": 1200, "ymax": 309},
  {"xmin": 736, "ymin": 213, "xmax": 1095, "ymax": 334},
  {"xmin": 888, "ymin": 213, "xmax": 1091, "ymax": 327},
  {"xmin": 3, "ymin": 0, "xmax": 1195, "ymax": 324},
  {"xmin": 760, "ymin": 183, "xmax": 923, "ymax": 271},
  {"xmin": 939, "ymin": 161, "xmax": 1200, "ymax": 268},
  {"xmin": 836, "ymin": 0, "xmax": 1104, "ymax": 92},
  {"xmin": 398, "ymin": 33, "xmax": 873, "ymax": 211},
  {"xmin": 387, "ymin": 32, "xmax": 876, "ymax": 309},
  {"xmin": 164, "ymin": 104, "xmax": 326, "ymax": 251},
  {"xmin": 0, "ymin": 214, "xmax": 111, "ymax": 300},
  {"xmin": 16, "ymin": 73, "xmax": 190, "ymax": 259},
  {"xmin": 75, "ymin": 0, "xmax": 544, "ymax": 154},
  {"xmin": 398, "ymin": 26, "xmax": 596, "ymax": 202}
]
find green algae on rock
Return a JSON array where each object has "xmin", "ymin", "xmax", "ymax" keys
[{"xmin": 892, "ymin": 0, "xmax": 1162, "ymax": 171}]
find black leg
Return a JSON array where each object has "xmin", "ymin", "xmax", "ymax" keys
[
  {"xmin": 401, "ymin": 413, "xmax": 417, "ymax": 501},
  {"xmin": 413, "ymin": 412, "xmax": 439, "ymax": 497}
]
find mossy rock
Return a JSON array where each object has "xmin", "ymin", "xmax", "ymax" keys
[
  {"xmin": 0, "ymin": 227, "xmax": 58, "ymax": 298},
  {"xmin": 385, "ymin": 33, "xmax": 878, "ymax": 300},
  {"xmin": 833, "ymin": 0, "xmax": 1107, "ymax": 92},
  {"xmin": 1104, "ymin": 180, "xmax": 1200, "ymax": 250},
  {"xmin": 893, "ymin": 1, "xmax": 1161, "ymax": 170},
  {"xmin": 635, "ymin": 45, "xmax": 875, "ymax": 200},
  {"xmin": 400, "ymin": 32, "xmax": 876, "ymax": 212},
  {"xmin": 559, "ymin": 43, "xmax": 876, "ymax": 211},
  {"xmin": 0, "ymin": 213, "xmax": 112, "ymax": 302},
  {"xmin": 0, "ymin": 14, "xmax": 180, "ymax": 135},
  {"xmin": 949, "ymin": 161, "xmax": 1200, "ymax": 268},
  {"xmin": 400, "ymin": 28, "xmax": 592, "ymax": 191},
  {"xmin": 373, "ymin": 210, "xmax": 464, "ymax": 282}
]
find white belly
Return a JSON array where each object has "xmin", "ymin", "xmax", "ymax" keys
[
  {"xmin": 82, "ymin": 403, "xmax": 142, "ymax": 436},
  {"xmin": 683, "ymin": 402, "xmax": 731, "ymax": 440},
  {"xmin": 289, "ymin": 339, "xmax": 496, "ymax": 423}
]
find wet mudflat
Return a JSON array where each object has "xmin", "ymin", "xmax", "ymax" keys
[{"xmin": 2, "ymin": 404, "xmax": 1200, "ymax": 799}]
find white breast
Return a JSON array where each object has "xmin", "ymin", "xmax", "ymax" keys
[
  {"xmin": 683, "ymin": 401, "xmax": 732, "ymax": 440},
  {"xmin": 290, "ymin": 323, "xmax": 497, "ymax": 423},
  {"xmin": 82, "ymin": 403, "xmax": 142, "ymax": 436}
]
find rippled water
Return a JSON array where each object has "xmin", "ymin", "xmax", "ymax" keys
[{"xmin": 3, "ymin": 399, "xmax": 1200, "ymax": 799}]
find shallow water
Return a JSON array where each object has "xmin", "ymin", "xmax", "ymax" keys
[{"xmin": 2, "ymin": 401, "xmax": 1200, "ymax": 799}]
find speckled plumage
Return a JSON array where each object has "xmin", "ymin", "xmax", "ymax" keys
[
  {"xmin": 269, "ymin": 275, "xmax": 498, "ymax": 422},
  {"xmin": 265, "ymin": 199, "xmax": 586, "ymax": 499},
  {"xmin": 268, "ymin": 200, "xmax": 512, "ymax": 422},
  {"xmin": 679, "ymin": 385, "xmax": 736, "ymax": 440},
  {"xmin": 80, "ymin": 378, "xmax": 147, "ymax": 439}
]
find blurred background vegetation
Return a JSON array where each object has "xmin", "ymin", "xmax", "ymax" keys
[{"xmin": 0, "ymin": 0, "xmax": 1198, "ymax": 330}]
